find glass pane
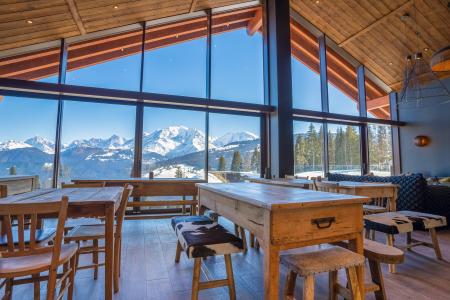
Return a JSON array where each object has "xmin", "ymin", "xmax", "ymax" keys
[
  {"xmin": 141, "ymin": 107, "xmax": 206, "ymax": 179},
  {"xmin": 290, "ymin": 20, "xmax": 321, "ymax": 111},
  {"xmin": 59, "ymin": 101, "xmax": 135, "ymax": 184},
  {"xmin": 211, "ymin": 6, "xmax": 264, "ymax": 104},
  {"xmin": 368, "ymin": 124, "xmax": 393, "ymax": 176},
  {"xmin": 326, "ymin": 46, "xmax": 359, "ymax": 115},
  {"xmin": 0, "ymin": 46, "xmax": 59, "ymax": 83},
  {"xmin": 365, "ymin": 70, "xmax": 390, "ymax": 119},
  {"xmin": 66, "ymin": 29, "xmax": 142, "ymax": 91},
  {"xmin": 143, "ymin": 17, "xmax": 207, "ymax": 98},
  {"xmin": 0, "ymin": 96, "xmax": 57, "ymax": 188},
  {"xmin": 293, "ymin": 121, "xmax": 323, "ymax": 177},
  {"xmin": 328, "ymin": 123, "xmax": 361, "ymax": 175},
  {"xmin": 208, "ymin": 113, "xmax": 260, "ymax": 182}
]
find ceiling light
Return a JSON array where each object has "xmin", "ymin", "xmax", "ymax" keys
[
  {"xmin": 388, "ymin": 62, "xmax": 393, "ymax": 66},
  {"xmin": 424, "ymin": 47, "xmax": 429, "ymax": 52},
  {"xmin": 113, "ymin": 5, "xmax": 118, "ymax": 9},
  {"xmin": 27, "ymin": 20, "xmax": 33, "ymax": 24},
  {"xmin": 315, "ymin": 0, "xmax": 320, "ymax": 4}
]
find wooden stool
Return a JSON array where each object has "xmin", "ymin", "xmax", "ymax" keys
[
  {"xmin": 280, "ymin": 246, "xmax": 365, "ymax": 300},
  {"xmin": 172, "ymin": 216, "xmax": 244, "ymax": 300}
]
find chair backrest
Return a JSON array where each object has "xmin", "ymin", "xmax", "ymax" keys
[
  {"xmin": 313, "ymin": 180, "xmax": 339, "ymax": 193},
  {"xmin": 0, "ymin": 197, "xmax": 68, "ymax": 268},
  {"xmin": 61, "ymin": 182, "xmax": 106, "ymax": 188},
  {"xmin": 0, "ymin": 185, "xmax": 7, "ymax": 198},
  {"xmin": 115, "ymin": 185, "xmax": 133, "ymax": 238}
]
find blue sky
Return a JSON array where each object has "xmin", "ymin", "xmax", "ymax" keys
[{"xmin": 1, "ymin": 28, "xmax": 358, "ymax": 142}]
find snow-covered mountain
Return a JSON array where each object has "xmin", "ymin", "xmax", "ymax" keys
[
  {"xmin": 66, "ymin": 135, "xmax": 129, "ymax": 150},
  {"xmin": 0, "ymin": 140, "xmax": 32, "ymax": 151},
  {"xmin": 213, "ymin": 131, "xmax": 258, "ymax": 147},
  {"xmin": 25, "ymin": 136, "xmax": 55, "ymax": 154}
]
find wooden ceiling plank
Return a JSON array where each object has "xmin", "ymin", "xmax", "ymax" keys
[
  {"xmin": 66, "ymin": 0, "xmax": 86, "ymax": 35},
  {"xmin": 189, "ymin": 0, "xmax": 198, "ymax": 12},
  {"xmin": 339, "ymin": 0, "xmax": 414, "ymax": 47},
  {"xmin": 0, "ymin": 12, "xmax": 70, "ymax": 32},
  {"xmin": 0, "ymin": 19, "xmax": 76, "ymax": 39},
  {"xmin": 0, "ymin": 0, "xmax": 63, "ymax": 14},
  {"xmin": 0, "ymin": 5, "xmax": 69, "ymax": 23}
]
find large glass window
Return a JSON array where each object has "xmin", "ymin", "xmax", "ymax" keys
[
  {"xmin": 66, "ymin": 29, "xmax": 142, "ymax": 91},
  {"xmin": 208, "ymin": 113, "xmax": 260, "ymax": 182},
  {"xmin": 293, "ymin": 121, "xmax": 323, "ymax": 177},
  {"xmin": 0, "ymin": 96, "xmax": 57, "ymax": 188},
  {"xmin": 326, "ymin": 46, "xmax": 359, "ymax": 116},
  {"xmin": 368, "ymin": 124, "xmax": 393, "ymax": 176},
  {"xmin": 211, "ymin": 7, "xmax": 264, "ymax": 104},
  {"xmin": 328, "ymin": 123, "xmax": 361, "ymax": 175},
  {"xmin": 290, "ymin": 20, "xmax": 321, "ymax": 111},
  {"xmin": 59, "ymin": 101, "xmax": 135, "ymax": 184},
  {"xmin": 143, "ymin": 17, "xmax": 207, "ymax": 97},
  {"xmin": 0, "ymin": 46, "xmax": 60, "ymax": 83},
  {"xmin": 365, "ymin": 70, "xmax": 391, "ymax": 120},
  {"xmin": 141, "ymin": 107, "xmax": 206, "ymax": 179}
]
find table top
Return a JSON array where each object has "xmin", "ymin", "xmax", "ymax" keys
[
  {"xmin": 73, "ymin": 178, "xmax": 206, "ymax": 184},
  {"xmin": 324, "ymin": 181, "xmax": 398, "ymax": 188},
  {"xmin": 249, "ymin": 178, "xmax": 312, "ymax": 187},
  {"xmin": 197, "ymin": 182, "xmax": 369, "ymax": 210},
  {"xmin": 0, "ymin": 187, "xmax": 123, "ymax": 206}
]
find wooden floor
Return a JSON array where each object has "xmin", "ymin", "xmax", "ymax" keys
[{"xmin": 6, "ymin": 218, "xmax": 450, "ymax": 300}]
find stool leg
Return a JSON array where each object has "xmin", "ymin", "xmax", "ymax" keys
[
  {"xmin": 191, "ymin": 258, "xmax": 201, "ymax": 300},
  {"xmin": 368, "ymin": 259, "xmax": 386, "ymax": 300},
  {"xmin": 175, "ymin": 241, "xmax": 182, "ymax": 263},
  {"xmin": 429, "ymin": 228, "xmax": 443, "ymax": 260},
  {"xmin": 386, "ymin": 234, "xmax": 396, "ymax": 273},
  {"xmin": 303, "ymin": 275, "xmax": 315, "ymax": 300},
  {"xmin": 329, "ymin": 271, "xmax": 338, "ymax": 300},
  {"xmin": 239, "ymin": 227, "xmax": 247, "ymax": 253},
  {"xmin": 283, "ymin": 270, "xmax": 297, "ymax": 299},
  {"xmin": 346, "ymin": 266, "xmax": 362, "ymax": 300},
  {"xmin": 224, "ymin": 254, "xmax": 236, "ymax": 300}
]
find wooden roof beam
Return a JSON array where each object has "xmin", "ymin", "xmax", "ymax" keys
[
  {"xmin": 247, "ymin": 8, "xmax": 262, "ymax": 36},
  {"xmin": 367, "ymin": 95, "xmax": 390, "ymax": 110},
  {"xmin": 338, "ymin": 0, "xmax": 413, "ymax": 47},
  {"xmin": 189, "ymin": 0, "xmax": 198, "ymax": 13},
  {"xmin": 66, "ymin": 0, "xmax": 86, "ymax": 35}
]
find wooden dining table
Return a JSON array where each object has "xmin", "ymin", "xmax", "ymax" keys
[
  {"xmin": 248, "ymin": 177, "xmax": 312, "ymax": 189},
  {"xmin": 0, "ymin": 187, "xmax": 124, "ymax": 300},
  {"xmin": 196, "ymin": 182, "xmax": 370, "ymax": 300}
]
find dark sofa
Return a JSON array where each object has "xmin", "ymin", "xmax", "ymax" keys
[{"xmin": 326, "ymin": 173, "xmax": 450, "ymax": 228}]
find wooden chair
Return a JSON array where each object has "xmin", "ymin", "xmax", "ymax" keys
[
  {"xmin": 313, "ymin": 180, "xmax": 340, "ymax": 193},
  {"xmin": 64, "ymin": 185, "xmax": 133, "ymax": 292},
  {"xmin": 281, "ymin": 246, "xmax": 365, "ymax": 300},
  {"xmin": 0, "ymin": 185, "xmax": 7, "ymax": 198},
  {"xmin": 0, "ymin": 197, "xmax": 78, "ymax": 300},
  {"xmin": 61, "ymin": 182, "xmax": 106, "ymax": 188}
]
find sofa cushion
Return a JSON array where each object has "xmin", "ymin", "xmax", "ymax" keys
[{"xmin": 327, "ymin": 173, "xmax": 427, "ymax": 212}]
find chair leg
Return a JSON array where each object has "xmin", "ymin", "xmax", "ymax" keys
[
  {"xmin": 283, "ymin": 270, "xmax": 297, "ymax": 299},
  {"xmin": 406, "ymin": 232, "xmax": 412, "ymax": 250},
  {"xmin": 175, "ymin": 241, "xmax": 182, "ymax": 263},
  {"xmin": 68, "ymin": 255, "xmax": 77, "ymax": 300},
  {"xmin": 234, "ymin": 224, "xmax": 239, "ymax": 236},
  {"xmin": 368, "ymin": 259, "xmax": 386, "ymax": 300},
  {"xmin": 33, "ymin": 273, "xmax": 40, "ymax": 300},
  {"xmin": 386, "ymin": 234, "xmax": 396, "ymax": 273},
  {"xmin": 346, "ymin": 266, "xmax": 362, "ymax": 300},
  {"xmin": 93, "ymin": 239, "xmax": 99, "ymax": 280},
  {"xmin": 114, "ymin": 236, "xmax": 121, "ymax": 293},
  {"xmin": 249, "ymin": 232, "xmax": 255, "ymax": 248},
  {"xmin": 429, "ymin": 228, "xmax": 443, "ymax": 260},
  {"xmin": 191, "ymin": 258, "xmax": 201, "ymax": 300},
  {"xmin": 4, "ymin": 278, "xmax": 13, "ymax": 300},
  {"xmin": 224, "ymin": 254, "xmax": 236, "ymax": 300},
  {"xmin": 303, "ymin": 275, "xmax": 315, "ymax": 300},
  {"xmin": 239, "ymin": 227, "xmax": 247, "ymax": 253},
  {"xmin": 371, "ymin": 230, "xmax": 376, "ymax": 241},
  {"xmin": 329, "ymin": 271, "xmax": 338, "ymax": 300},
  {"xmin": 46, "ymin": 267, "xmax": 58, "ymax": 300}
]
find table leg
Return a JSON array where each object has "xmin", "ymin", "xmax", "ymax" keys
[
  {"xmin": 263, "ymin": 243, "xmax": 280, "ymax": 300},
  {"xmin": 105, "ymin": 204, "xmax": 115, "ymax": 300},
  {"xmin": 349, "ymin": 232, "xmax": 365, "ymax": 299}
]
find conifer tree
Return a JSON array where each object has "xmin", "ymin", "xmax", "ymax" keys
[
  {"xmin": 218, "ymin": 156, "xmax": 226, "ymax": 171},
  {"xmin": 250, "ymin": 146, "xmax": 261, "ymax": 173},
  {"xmin": 175, "ymin": 166, "xmax": 184, "ymax": 178},
  {"xmin": 9, "ymin": 166, "xmax": 17, "ymax": 175},
  {"xmin": 230, "ymin": 151, "xmax": 242, "ymax": 172}
]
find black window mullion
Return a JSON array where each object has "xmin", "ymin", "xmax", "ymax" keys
[{"xmin": 205, "ymin": 9, "xmax": 212, "ymax": 181}]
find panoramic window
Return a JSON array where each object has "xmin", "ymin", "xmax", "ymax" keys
[
  {"xmin": 290, "ymin": 20, "xmax": 321, "ymax": 111},
  {"xmin": 143, "ymin": 17, "xmax": 207, "ymax": 98},
  {"xmin": 66, "ymin": 29, "xmax": 142, "ymax": 91},
  {"xmin": 365, "ymin": 70, "xmax": 391, "ymax": 120},
  {"xmin": 211, "ymin": 7, "xmax": 264, "ymax": 104},
  {"xmin": 0, "ymin": 45, "xmax": 60, "ymax": 83},
  {"xmin": 328, "ymin": 123, "xmax": 361, "ymax": 175},
  {"xmin": 368, "ymin": 124, "xmax": 393, "ymax": 176},
  {"xmin": 208, "ymin": 113, "xmax": 261, "ymax": 182},
  {"xmin": 0, "ymin": 96, "xmax": 58, "ymax": 188},
  {"xmin": 59, "ymin": 101, "xmax": 136, "ymax": 184},
  {"xmin": 142, "ymin": 107, "xmax": 206, "ymax": 179},
  {"xmin": 293, "ymin": 121, "xmax": 323, "ymax": 177},
  {"xmin": 326, "ymin": 46, "xmax": 359, "ymax": 116}
]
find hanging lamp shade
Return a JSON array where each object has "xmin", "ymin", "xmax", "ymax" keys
[{"xmin": 430, "ymin": 45, "xmax": 450, "ymax": 72}]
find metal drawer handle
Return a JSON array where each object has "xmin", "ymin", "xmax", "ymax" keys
[{"xmin": 311, "ymin": 217, "xmax": 336, "ymax": 229}]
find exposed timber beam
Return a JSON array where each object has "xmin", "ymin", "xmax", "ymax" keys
[
  {"xmin": 338, "ymin": 0, "xmax": 413, "ymax": 47},
  {"xmin": 66, "ymin": 0, "xmax": 87, "ymax": 35},
  {"xmin": 246, "ymin": 8, "xmax": 262, "ymax": 35},
  {"xmin": 367, "ymin": 95, "xmax": 390, "ymax": 110},
  {"xmin": 189, "ymin": 0, "xmax": 198, "ymax": 13}
]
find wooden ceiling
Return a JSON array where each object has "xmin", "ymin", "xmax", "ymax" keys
[
  {"xmin": 0, "ymin": 0, "xmax": 250, "ymax": 51},
  {"xmin": 291, "ymin": 0, "xmax": 450, "ymax": 91}
]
